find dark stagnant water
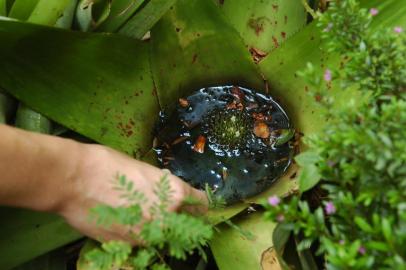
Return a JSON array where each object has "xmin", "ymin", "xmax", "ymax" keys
[{"xmin": 154, "ymin": 86, "xmax": 294, "ymax": 204}]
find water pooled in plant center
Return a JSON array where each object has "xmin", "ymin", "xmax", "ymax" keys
[{"xmin": 154, "ymin": 86, "xmax": 294, "ymax": 204}]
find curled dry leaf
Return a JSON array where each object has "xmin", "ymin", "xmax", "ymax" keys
[
  {"xmin": 261, "ymin": 247, "xmax": 282, "ymax": 270},
  {"xmin": 253, "ymin": 121, "xmax": 270, "ymax": 139},
  {"xmin": 179, "ymin": 98, "xmax": 189, "ymax": 107},
  {"xmin": 192, "ymin": 135, "xmax": 206, "ymax": 153}
]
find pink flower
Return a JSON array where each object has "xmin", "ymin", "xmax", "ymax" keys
[
  {"xmin": 276, "ymin": 214, "xmax": 285, "ymax": 222},
  {"xmin": 324, "ymin": 69, "xmax": 332, "ymax": 82},
  {"xmin": 394, "ymin": 26, "xmax": 403, "ymax": 33},
  {"xmin": 339, "ymin": 239, "xmax": 345, "ymax": 245},
  {"xmin": 325, "ymin": 201, "xmax": 336, "ymax": 215},
  {"xmin": 268, "ymin": 195, "xmax": 280, "ymax": 206},
  {"xmin": 369, "ymin": 8, "xmax": 378, "ymax": 16},
  {"xmin": 358, "ymin": 246, "xmax": 366, "ymax": 255}
]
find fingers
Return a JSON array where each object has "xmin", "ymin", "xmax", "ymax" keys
[
  {"xmin": 181, "ymin": 186, "xmax": 209, "ymax": 215},
  {"xmin": 162, "ymin": 168, "xmax": 209, "ymax": 215}
]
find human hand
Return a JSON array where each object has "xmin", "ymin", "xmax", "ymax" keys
[{"xmin": 57, "ymin": 144, "xmax": 208, "ymax": 244}]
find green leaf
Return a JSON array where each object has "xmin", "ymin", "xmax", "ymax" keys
[
  {"xmin": 298, "ymin": 164, "xmax": 321, "ymax": 193},
  {"xmin": 0, "ymin": 20, "xmax": 159, "ymax": 155},
  {"xmin": 27, "ymin": 0, "xmax": 71, "ymax": 25},
  {"xmin": 210, "ymin": 212, "xmax": 277, "ymax": 270},
  {"xmin": 150, "ymin": 0, "xmax": 262, "ymax": 109},
  {"xmin": 14, "ymin": 103, "xmax": 52, "ymax": 133},
  {"xmin": 295, "ymin": 151, "xmax": 320, "ymax": 166},
  {"xmin": 55, "ymin": 0, "xmax": 78, "ymax": 29},
  {"xmin": 381, "ymin": 217, "xmax": 393, "ymax": 242},
  {"xmin": 0, "ymin": 0, "xmax": 6, "ymax": 16},
  {"xmin": 354, "ymin": 216, "xmax": 373, "ymax": 233},
  {"xmin": 214, "ymin": 0, "xmax": 307, "ymax": 53},
  {"xmin": 75, "ymin": 0, "xmax": 110, "ymax": 32},
  {"xmin": 118, "ymin": 0, "xmax": 177, "ymax": 39},
  {"xmin": 0, "ymin": 208, "xmax": 81, "ymax": 270},
  {"xmin": 8, "ymin": 0, "xmax": 39, "ymax": 20},
  {"xmin": 95, "ymin": 0, "xmax": 146, "ymax": 33},
  {"xmin": 12, "ymin": 248, "xmax": 67, "ymax": 270}
]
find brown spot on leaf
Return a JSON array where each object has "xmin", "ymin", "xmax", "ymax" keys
[
  {"xmin": 272, "ymin": 36, "xmax": 279, "ymax": 48},
  {"xmin": 281, "ymin": 32, "xmax": 286, "ymax": 39},
  {"xmin": 192, "ymin": 54, "xmax": 198, "ymax": 64},
  {"xmin": 272, "ymin": 4, "xmax": 278, "ymax": 11},
  {"xmin": 248, "ymin": 17, "xmax": 267, "ymax": 36},
  {"xmin": 249, "ymin": 47, "xmax": 268, "ymax": 63}
]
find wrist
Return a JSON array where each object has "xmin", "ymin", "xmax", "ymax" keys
[{"xmin": 44, "ymin": 139, "xmax": 92, "ymax": 213}]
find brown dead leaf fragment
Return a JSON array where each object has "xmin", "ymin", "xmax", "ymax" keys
[
  {"xmin": 261, "ymin": 247, "xmax": 282, "ymax": 270},
  {"xmin": 231, "ymin": 86, "xmax": 245, "ymax": 101},
  {"xmin": 252, "ymin": 112, "xmax": 272, "ymax": 121},
  {"xmin": 254, "ymin": 121, "xmax": 270, "ymax": 139},
  {"xmin": 179, "ymin": 98, "xmax": 189, "ymax": 107},
  {"xmin": 226, "ymin": 100, "xmax": 244, "ymax": 110},
  {"xmin": 249, "ymin": 47, "xmax": 268, "ymax": 63},
  {"xmin": 192, "ymin": 135, "xmax": 206, "ymax": 153}
]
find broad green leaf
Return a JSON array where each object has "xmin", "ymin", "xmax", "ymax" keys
[
  {"xmin": 381, "ymin": 217, "xmax": 393, "ymax": 242},
  {"xmin": 0, "ymin": 208, "xmax": 81, "ymax": 270},
  {"xmin": 214, "ymin": 0, "xmax": 307, "ymax": 53},
  {"xmin": 0, "ymin": 20, "xmax": 159, "ymax": 156},
  {"xmin": 298, "ymin": 164, "xmax": 321, "ymax": 193},
  {"xmin": 0, "ymin": 21, "xmax": 157, "ymax": 268},
  {"xmin": 0, "ymin": 0, "xmax": 6, "ymax": 16},
  {"xmin": 354, "ymin": 216, "xmax": 373, "ymax": 233},
  {"xmin": 8, "ymin": 0, "xmax": 38, "ymax": 20},
  {"xmin": 75, "ymin": 0, "xmax": 110, "ymax": 32},
  {"xmin": 150, "ymin": 0, "xmax": 262, "ymax": 109},
  {"xmin": 96, "ymin": 0, "xmax": 146, "ymax": 33},
  {"xmin": 55, "ymin": 0, "xmax": 78, "ymax": 29},
  {"xmin": 0, "ymin": 90, "xmax": 16, "ymax": 124},
  {"xmin": 118, "ymin": 0, "xmax": 177, "ymax": 39},
  {"xmin": 27, "ymin": 0, "xmax": 71, "ymax": 25},
  {"xmin": 295, "ymin": 151, "xmax": 320, "ymax": 166},
  {"xmin": 14, "ymin": 103, "xmax": 52, "ymax": 133},
  {"xmin": 210, "ymin": 212, "xmax": 277, "ymax": 270},
  {"xmin": 12, "ymin": 248, "xmax": 67, "ymax": 270}
]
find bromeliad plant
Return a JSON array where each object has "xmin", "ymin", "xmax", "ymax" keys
[{"xmin": 264, "ymin": 1, "xmax": 406, "ymax": 269}]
